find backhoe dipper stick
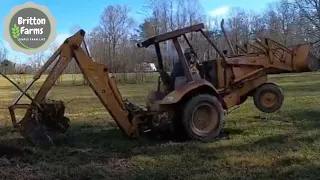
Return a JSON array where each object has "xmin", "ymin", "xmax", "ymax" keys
[
  {"xmin": 33, "ymin": 44, "xmax": 73, "ymax": 102},
  {"xmin": 13, "ymin": 47, "xmax": 62, "ymax": 105},
  {"xmin": 34, "ymin": 47, "xmax": 62, "ymax": 80}
]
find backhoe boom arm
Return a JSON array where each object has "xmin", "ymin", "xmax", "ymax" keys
[{"xmin": 9, "ymin": 30, "xmax": 138, "ymax": 142}]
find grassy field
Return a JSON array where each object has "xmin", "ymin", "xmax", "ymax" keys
[{"xmin": 0, "ymin": 72, "xmax": 319, "ymax": 180}]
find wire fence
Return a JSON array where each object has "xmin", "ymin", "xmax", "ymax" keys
[
  {"xmin": 56, "ymin": 72, "xmax": 159, "ymax": 85},
  {"xmin": 0, "ymin": 72, "xmax": 160, "ymax": 88}
]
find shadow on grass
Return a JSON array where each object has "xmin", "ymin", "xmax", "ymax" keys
[
  {"xmin": 281, "ymin": 109, "xmax": 320, "ymax": 130},
  {"xmin": 0, "ymin": 126, "xmax": 34, "ymax": 159},
  {"xmin": 52, "ymin": 123, "xmax": 245, "ymax": 153},
  {"xmin": 239, "ymin": 162, "xmax": 320, "ymax": 180},
  {"xmin": 282, "ymin": 84, "xmax": 320, "ymax": 93},
  {"xmin": 0, "ymin": 121, "xmax": 318, "ymax": 179},
  {"xmin": 127, "ymin": 133, "xmax": 319, "ymax": 180}
]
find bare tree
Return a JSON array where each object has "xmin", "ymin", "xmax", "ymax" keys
[
  {"xmin": 0, "ymin": 42, "xmax": 8, "ymax": 62},
  {"xmin": 29, "ymin": 52, "xmax": 45, "ymax": 71},
  {"xmin": 87, "ymin": 27, "xmax": 106, "ymax": 63},
  {"xmin": 293, "ymin": 0, "xmax": 320, "ymax": 39},
  {"xmin": 47, "ymin": 0, "xmax": 320, "ymax": 84},
  {"xmin": 222, "ymin": 7, "xmax": 254, "ymax": 49},
  {"xmin": 264, "ymin": 0, "xmax": 300, "ymax": 45},
  {"xmin": 250, "ymin": 13, "xmax": 267, "ymax": 39},
  {"xmin": 98, "ymin": 5, "xmax": 134, "ymax": 72}
]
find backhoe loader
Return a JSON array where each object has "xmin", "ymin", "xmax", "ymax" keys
[{"xmin": 4, "ymin": 20, "xmax": 320, "ymax": 148}]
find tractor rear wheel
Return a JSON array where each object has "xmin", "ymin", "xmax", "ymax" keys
[
  {"xmin": 253, "ymin": 83, "xmax": 284, "ymax": 113},
  {"xmin": 182, "ymin": 94, "xmax": 224, "ymax": 142}
]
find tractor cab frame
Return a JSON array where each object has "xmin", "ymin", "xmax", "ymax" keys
[{"xmin": 136, "ymin": 23, "xmax": 226, "ymax": 108}]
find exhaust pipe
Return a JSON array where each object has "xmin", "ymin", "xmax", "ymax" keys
[{"xmin": 220, "ymin": 19, "xmax": 235, "ymax": 56}]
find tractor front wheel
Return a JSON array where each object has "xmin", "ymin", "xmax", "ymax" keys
[
  {"xmin": 253, "ymin": 83, "xmax": 284, "ymax": 113},
  {"xmin": 182, "ymin": 94, "xmax": 224, "ymax": 142}
]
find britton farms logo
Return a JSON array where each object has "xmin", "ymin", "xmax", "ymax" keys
[{"xmin": 3, "ymin": 2, "xmax": 56, "ymax": 55}]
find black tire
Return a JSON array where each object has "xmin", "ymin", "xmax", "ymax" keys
[
  {"xmin": 253, "ymin": 83, "xmax": 284, "ymax": 113},
  {"xmin": 182, "ymin": 94, "xmax": 224, "ymax": 142}
]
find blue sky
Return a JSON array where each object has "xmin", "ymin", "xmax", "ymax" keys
[{"xmin": 0, "ymin": 0, "xmax": 278, "ymax": 63}]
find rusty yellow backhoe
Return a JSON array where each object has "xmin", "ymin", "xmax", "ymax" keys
[{"xmin": 3, "ymin": 20, "xmax": 320, "ymax": 148}]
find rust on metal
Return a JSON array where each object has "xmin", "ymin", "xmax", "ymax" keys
[{"xmin": 220, "ymin": 19, "xmax": 235, "ymax": 56}]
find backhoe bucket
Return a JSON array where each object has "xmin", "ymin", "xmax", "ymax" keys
[{"xmin": 11, "ymin": 100, "xmax": 70, "ymax": 149}]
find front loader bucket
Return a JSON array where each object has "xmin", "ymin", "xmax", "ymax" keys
[
  {"xmin": 12, "ymin": 100, "xmax": 70, "ymax": 149},
  {"xmin": 306, "ymin": 51, "xmax": 320, "ymax": 72},
  {"xmin": 291, "ymin": 43, "xmax": 320, "ymax": 72}
]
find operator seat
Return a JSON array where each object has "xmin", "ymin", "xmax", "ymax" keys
[
  {"xmin": 158, "ymin": 69, "xmax": 173, "ymax": 92},
  {"xmin": 146, "ymin": 69, "xmax": 172, "ymax": 111}
]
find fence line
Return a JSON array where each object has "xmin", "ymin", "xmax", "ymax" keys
[{"xmin": 0, "ymin": 72, "xmax": 160, "ymax": 87}]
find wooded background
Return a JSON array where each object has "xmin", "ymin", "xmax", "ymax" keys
[{"xmin": 1, "ymin": 0, "xmax": 320, "ymax": 77}]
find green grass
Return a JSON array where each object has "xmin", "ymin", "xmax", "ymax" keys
[{"xmin": 0, "ymin": 72, "xmax": 319, "ymax": 180}]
